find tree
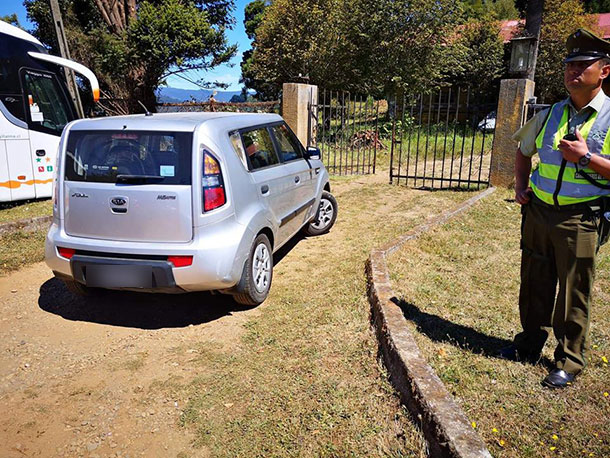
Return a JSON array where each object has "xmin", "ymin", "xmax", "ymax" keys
[
  {"xmin": 244, "ymin": 0, "xmax": 464, "ymax": 98},
  {"xmin": 1, "ymin": 13, "xmax": 22, "ymax": 28},
  {"xmin": 240, "ymin": 0, "xmax": 274, "ymax": 99},
  {"xmin": 582, "ymin": 0, "xmax": 610, "ymax": 12},
  {"xmin": 25, "ymin": 0, "xmax": 237, "ymax": 113},
  {"xmin": 535, "ymin": 0, "xmax": 600, "ymax": 103},
  {"xmin": 444, "ymin": 16, "xmax": 506, "ymax": 94},
  {"xmin": 461, "ymin": 0, "xmax": 519, "ymax": 20}
]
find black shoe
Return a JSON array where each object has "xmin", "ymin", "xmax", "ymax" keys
[
  {"xmin": 497, "ymin": 345, "xmax": 541, "ymax": 363},
  {"xmin": 541, "ymin": 369, "xmax": 575, "ymax": 389}
]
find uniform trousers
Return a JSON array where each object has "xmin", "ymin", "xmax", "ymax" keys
[{"xmin": 514, "ymin": 196, "xmax": 600, "ymax": 374}]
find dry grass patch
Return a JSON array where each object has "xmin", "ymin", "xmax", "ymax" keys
[
  {"xmin": 387, "ymin": 188, "xmax": 610, "ymax": 457},
  {"xmin": 0, "ymin": 199, "xmax": 52, "ymax": 224},
  {"xmin": 159, "ymin": 173, "xmax": 477, "ymax": 457},
  {"xmin": 0, "ymin": 229, "xmax": 47, "ymax": 275},
  {"xmin": 0, "ymin": 199, "xmax": 51, "ymax": 275}
]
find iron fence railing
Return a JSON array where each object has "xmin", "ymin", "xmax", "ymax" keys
[
  {"xmin": 310, "ymin": 90, "xmax": 384, "ymax": 175},
  {"xmin": 389, "ymin": 87, "xmax": 498, "ymax": 189}
]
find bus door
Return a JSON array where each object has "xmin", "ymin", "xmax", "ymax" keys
[
  {"xmin": 0, "ymin": 93, "xmax": 34, "ymax": 201},
  {"xmin": 22, "ymin": 69, "xmax": 73, "ymax": 198},
  {"xmin": 2, "ymin": 138, "xmax": 35, "ymax": 201}
]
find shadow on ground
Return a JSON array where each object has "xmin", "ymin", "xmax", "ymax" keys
[
  {"xmin": 38, "ymin": 277, "xmax": 253, "ymax": 329},
  {"xmin": 392, "ymin": 298, "xmax": 553, "ymax": 367},
  {"xmin": 38, "ymin": 233, "xmax": 308, "ymax": 330}
]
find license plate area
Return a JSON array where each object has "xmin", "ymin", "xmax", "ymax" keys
[
  {"xmin": 86, "ymin": 265, "xmax": 152, "ymax": 288},
  {"xmin": 70, "ymin": 254, "xmax": 176, "ymax": 289}
]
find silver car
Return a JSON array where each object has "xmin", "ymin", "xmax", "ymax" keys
[{"xmin": 45, "ymin": 112, "xmax": 337, "ymax": 305}]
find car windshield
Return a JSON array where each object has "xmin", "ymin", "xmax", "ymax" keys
[{"xmin": 64, "ymin": 130, "xmax": 193, "ymax": 184}]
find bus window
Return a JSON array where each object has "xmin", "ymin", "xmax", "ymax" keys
[
  {"xmin": 1, "ymin": 95, "xmax": 26, "ymax": 122},
  {"xmin": 23, "ymin": 70, "xmax": 74, "ymax": 135}
]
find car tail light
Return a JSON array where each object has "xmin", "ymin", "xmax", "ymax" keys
[
  {"xmin": 167, "ymin": 255, "xmax": 193, "ymax": 267},
  {"xmin": 58, "ymin": 247, "xmax": 75, "ymax": 259},
  {"xmin": 202, "ymin": 150, "xmax": 226, "ymax": 212}
]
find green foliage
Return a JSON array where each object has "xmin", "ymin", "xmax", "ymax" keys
[
  {"xmin": 583, "ymin": 0, "xmax": 610, "ymax": 12},
  {"xmin": 244, "ymin": 0, "xmax": 268, "ymax": 40},
  {"xmin": 536, "ymin": 0, "xmax": 600, "ymax": 103},
  {"xmin": 444, "ymin": 16, "xmax": 505, "ymax": 94},
  {"xmin": 491, "ymin": 0, "xmax": 520, "ymax": 19},
  {"xmin": 24, "ymin": 0, "xmax": 236, "ymax": 113},
  {"xmin": 1, "ymin": 13, "xmax": 22, "ymax": 27},
  {"xmin": 240, "ymin": 0, "xmax": 273, "ymax": 99},
  {"xmin": 461, "ymin": 0, "xmax": 519, "ymax": 20},
  {"xmin": 245, "ymin": 0, "xmax": 465, "ymax": 99}
]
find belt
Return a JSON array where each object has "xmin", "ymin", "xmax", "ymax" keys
[{"xmin": 530, "ymin": 193, "xmax": 602, "ymax": 212}]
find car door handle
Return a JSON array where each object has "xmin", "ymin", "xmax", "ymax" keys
[
  {"xmin": 294, "ymin": 176, "xmax": 300, "ymax": 184},
  {"xmin": 261, "ymin": 185, "xmax": 269, "ymax": 194}
]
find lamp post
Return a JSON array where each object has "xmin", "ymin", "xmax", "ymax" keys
[{"xmin": 509, "ymin": 36, "xmax": 538, "ymax": 78}]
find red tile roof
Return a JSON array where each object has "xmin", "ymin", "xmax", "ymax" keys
[{"xmin": 500, "ymin": 13, "xmax": 610, "ymax": 43}]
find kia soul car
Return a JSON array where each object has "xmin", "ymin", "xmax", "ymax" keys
[{"xmin": 45, "ymin": 112, "xmax": 337, "ymax": 305}]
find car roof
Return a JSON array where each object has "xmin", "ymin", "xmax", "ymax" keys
[{"xmin": 69, "ymin": 112, "xmax": 284, "ymax": 133}]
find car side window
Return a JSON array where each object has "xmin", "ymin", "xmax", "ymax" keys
[
  {"xmin": 271, "ymin": 124, "xmax": 304, "ymax": 162},
  {"xmin": 241, "ymin": 128, "xmax": 279, "ymax": 171}
]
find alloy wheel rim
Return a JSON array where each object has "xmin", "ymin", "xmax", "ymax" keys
[
  {"xmin": 311, "ymin": 198, "xmax": 333, "ymax": 230},
  {"xmin": 252, "ymin": 243, "xmax": 271, "ymax": 293}
]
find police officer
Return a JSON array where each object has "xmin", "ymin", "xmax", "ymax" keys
[{"xmin": 501, "ymin": 29, "xmax": 610, "ymax": 388}]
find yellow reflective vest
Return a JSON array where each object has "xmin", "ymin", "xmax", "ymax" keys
[{"xmin": 530, "ymin": 97, "xmax": 610, "ymax": 206}]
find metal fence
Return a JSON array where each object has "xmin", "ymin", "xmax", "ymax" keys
[
  {"xmin": 309, "ymin": 90, "xmax": 383, "ymax": 175},
  {"xmin": 156, "ymin": 100, "xmax": 281, "ymax": 113},
  {"xmin": 389, "ymin": 87, "xmax": 498, "ymax": 189}
]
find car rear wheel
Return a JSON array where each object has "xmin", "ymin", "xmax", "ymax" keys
[
  {"xmin": 304, "ymin": 191, "xmax": 338, "ymax": 236},
  {"xmin": 234, "ymin": 234, "xmax": 273, "ymax": 306}
]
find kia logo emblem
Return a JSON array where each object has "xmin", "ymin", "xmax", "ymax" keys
[{"xmin": 111, "ymin": 197, "xmax": 127, "ymax": 206}]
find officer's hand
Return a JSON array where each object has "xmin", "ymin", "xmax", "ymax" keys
[
  {"xmin": 558, "ymin": 128, "xmax": 589, "ymax": 163},
  {"xmin": 515, "ymin": 187, "xmax": 533, "ymax": 205}
]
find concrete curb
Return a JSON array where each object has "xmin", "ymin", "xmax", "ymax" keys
[
  {"xmin": 0, "ymin": 215, "xmax": 52, "ymax": 236},
  {"xmin": 366, "ymin": 187, "xmax": 496, "ymax": 458}
]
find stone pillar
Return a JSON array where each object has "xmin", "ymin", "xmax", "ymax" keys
[
  {"xmin": 489, "ymin": 78, "xmax": 535, "ymax": 187},
  {"xmin": 281, "ymin": 83, "xmax": 318, "ymax": 147}
]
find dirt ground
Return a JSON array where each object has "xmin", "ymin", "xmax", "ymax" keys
[
  {"xmin": 0, "ymin": 173, "xmax": 471, "ymax": 458},
  {"xmin": 0, "ymin": 262, "xmax": 257, "ymax": 457}
]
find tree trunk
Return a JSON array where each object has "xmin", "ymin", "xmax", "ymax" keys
[{"xmin": 525, "ymin": 0, "xmax": 544, "ymax": 80}]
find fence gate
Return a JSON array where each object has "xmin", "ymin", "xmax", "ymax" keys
[
  {"xmin": 389, "ymin": 87, "xmax": 498, "ymax": 189},
  {"xmin": 309, "ymin": 90, "xmax": 383, "ymax": 175}
]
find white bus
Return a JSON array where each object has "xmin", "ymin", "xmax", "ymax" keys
[{"xmin": 0, "ymin": 20, "xmax": 99, "ymax": 202}]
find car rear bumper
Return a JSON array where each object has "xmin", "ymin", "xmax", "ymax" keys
[{"xmin": 45, "ymin": 218, "xmax": 254, "ymax": 292}]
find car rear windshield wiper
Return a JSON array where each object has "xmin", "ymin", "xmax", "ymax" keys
[{"xmin": 116, "ymin": 174, "xmax": 166, "ymax": 184}]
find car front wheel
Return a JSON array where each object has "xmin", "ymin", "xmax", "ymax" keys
[
  {"xmin": 234, "ymin": 234, "xmax": 273, "ymax": 306},
  {"xmin": 304, "ymin": 191, "xmax": 338, "ymax": 236}
]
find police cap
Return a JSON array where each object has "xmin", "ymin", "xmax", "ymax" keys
[{"xmin": 565, "ymin": 28, "xmax": 610, "ymax": 63}]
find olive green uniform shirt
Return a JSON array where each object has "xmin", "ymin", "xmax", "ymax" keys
[{"xmin": 512, "ymin": 90, "xmax": 607, "ymax": 157}]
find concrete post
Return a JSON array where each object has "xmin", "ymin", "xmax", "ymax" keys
[
  {"xmin": 281, "ymin": 83, "xmax": 318, "ymax": 147},
  {"xmin": 489, "ymin": 79, "xmax": 536, "ymax": 187}
]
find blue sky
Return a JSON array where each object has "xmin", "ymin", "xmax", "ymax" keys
[{"xmin": 0, "ymin": 0, "xmax": 252, "ymax": 91}]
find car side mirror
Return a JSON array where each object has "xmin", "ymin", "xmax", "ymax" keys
[{"xmin": 305, "ymin": 146, "xmax": 321, "ymax": 160}]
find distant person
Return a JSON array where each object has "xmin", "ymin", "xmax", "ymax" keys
[{"xmin": 501, "ymin": 29, "xmax": 610, "ymax": 388}]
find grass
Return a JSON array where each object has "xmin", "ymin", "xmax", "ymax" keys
[
  {"xmin": 149, "ymin": 174, "xmax": 476, "ymax": 457},
  {"xmin": 0, "ymin": 229, "xmax": 47, "ymax": 275},
  {"xmin": 386, "ymin": 188, "xmax": 610, "ymax": 457},
  {"xmin": 0, "ymin": 198, "xmax": 52, "ymax": 224},
  {"xmin": 0, "ymin": 197, "xmax": 51, "ymax": 276}
]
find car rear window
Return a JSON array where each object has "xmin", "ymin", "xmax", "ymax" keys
[{"xmin": 64, "ymin": 130, "xmax": 193, "ymax": 184}]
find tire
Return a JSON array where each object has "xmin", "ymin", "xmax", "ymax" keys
[
  {"xmin": 233, "ymin": 234, "xmax": 273, "ymax": 306},
  {"xmin": 304, "ymin": 191, "xmax": 338, "ymax": 236}
]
